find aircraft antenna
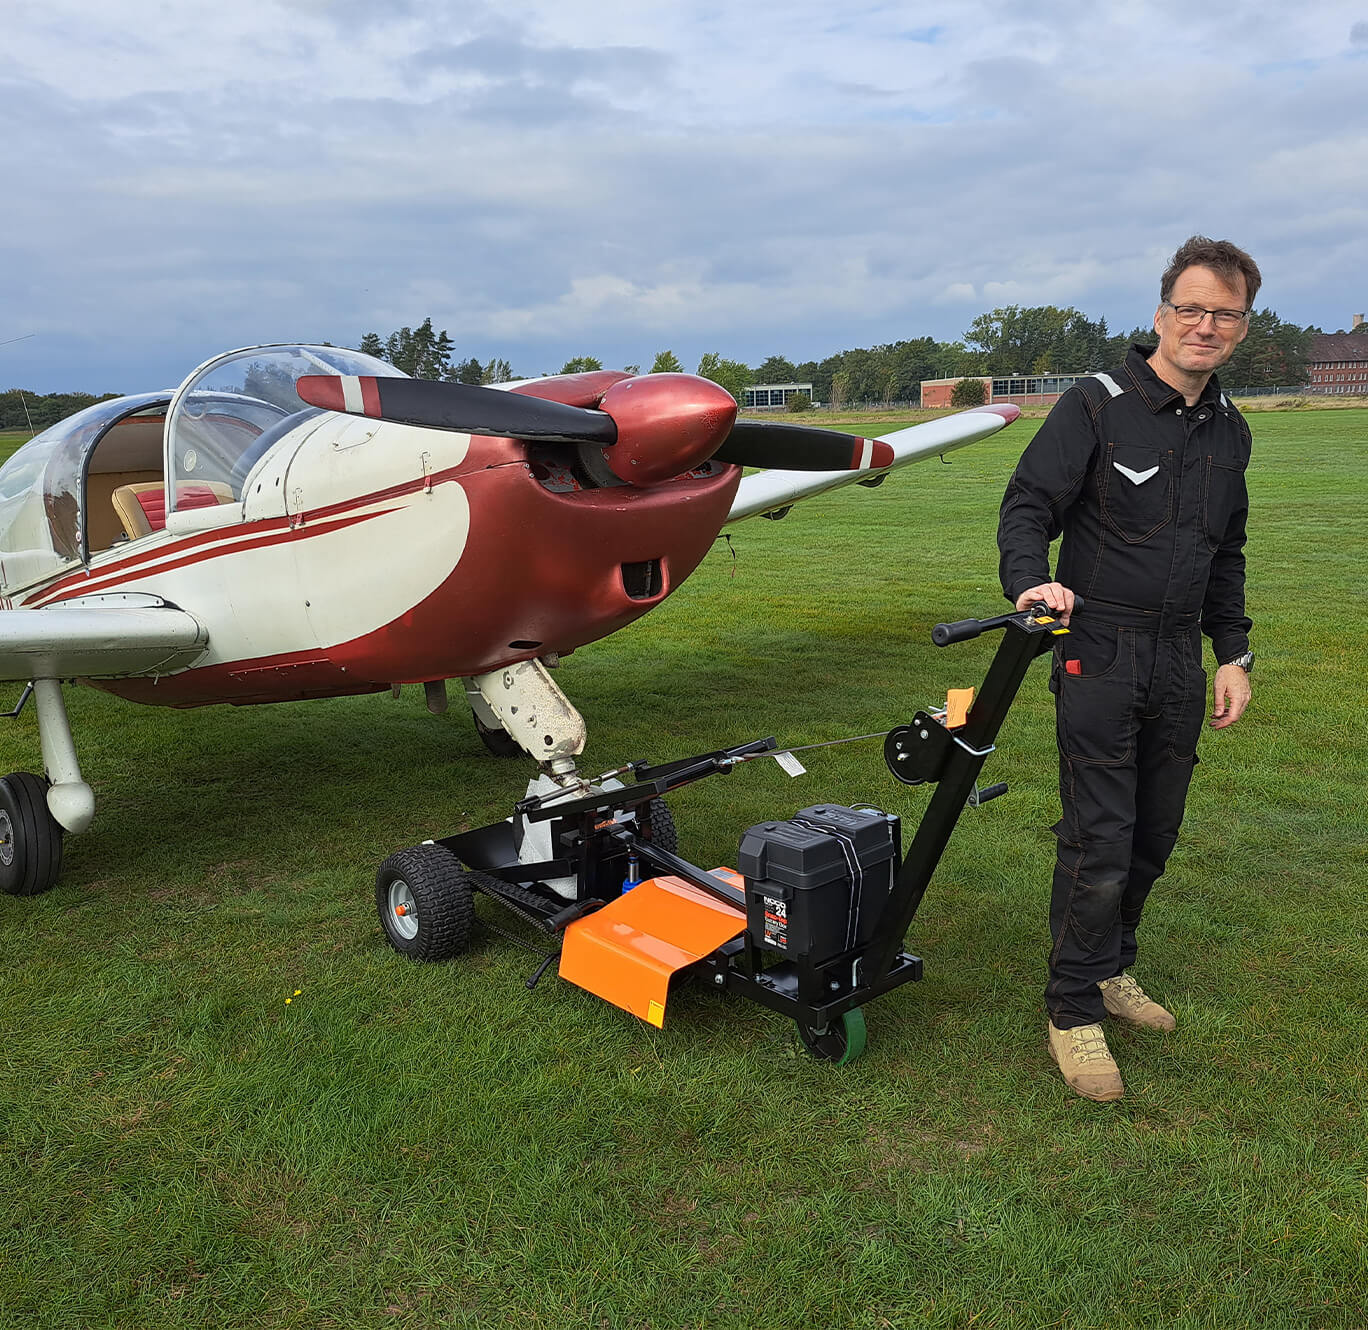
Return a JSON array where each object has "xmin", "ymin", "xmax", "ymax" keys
[{"xmin": 0, "ymin": 334, "xmax": 38, "ymax": 437}]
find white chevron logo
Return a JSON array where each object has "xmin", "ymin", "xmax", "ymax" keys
[{"xmin": 1114, "ymin": 462, "xmax": 1159, "ymax": 485}]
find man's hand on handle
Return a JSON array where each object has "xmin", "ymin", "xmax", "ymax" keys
[{"xmin": 1015, "ymin": 582, "xmax": 1076, "ymax": 626}]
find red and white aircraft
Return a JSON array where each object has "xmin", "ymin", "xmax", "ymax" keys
[{"xmin": 0, "ymin": 344, "xmax": 1018, "ymax": 894}]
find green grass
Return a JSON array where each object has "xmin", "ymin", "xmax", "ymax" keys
[{"xmin": 1, "ymin": 411, "xmax": 1366, "ymax": 1327}]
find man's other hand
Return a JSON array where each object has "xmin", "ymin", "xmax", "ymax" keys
[
  {"xmin": 1210, "ymin": 663, "xmax": 1252, "ymax": 729},
  {"xmin": 1015, "ymin": 582, "xmax": 1076, "ymax": 625}
]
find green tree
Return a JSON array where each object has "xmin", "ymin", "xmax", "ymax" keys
[
  {"xmin": 481, "ymin": 358, "xmax": 514, "ymax": 384},
  {"xmin": 649, "ymin": 350, "xmax": 684, "ymax": 374},
  {"xmin": 382, "ymin": 318, "xmax": 455, "ymax": 379},
  {"xmin": 966, "ymin": 305, "xmax": 1080, "ymax": 375},
  {"xmin": 448, "ymin": 358, "xmax": 483, "ymax": 385},
  {"xmin": 1222, "ymin": 310, "xmax": 1313, "ymax": 390},
  {"xmin": 753, "ymin": 354, "xmax": 798, "ymax": 383},
  {"xmin": 950, "ymin": 377, "xmax": 988, "ymax": 407},
  {"xmin": 0, "ymin": 389, "xmax": 121, "ymax": 432},
  {"xmin": 785, "ymin": 392, "xmax": 813, "ymax": 413},
  {"xmin": 930, "ymin": 341, "xmax": 988, "ymax": 379},
  {"xmin": 357, "ymin": 332, "xmax": 385, "ymax": 358},
  {"xmin": 696, "ymin": 352, "xmax": 751, "ymax": 405},
  {"xmin": 559, "ymin": 356, "xmax": 604, "ymax": 374}
]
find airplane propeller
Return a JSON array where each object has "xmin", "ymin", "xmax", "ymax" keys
[
  {"xmin": 295, "ymin": 373, "xmax": 894, "ymax": 481},
  {"xmin": 295, "ymin": 375, "xmax": 616, "ymax": 445}
]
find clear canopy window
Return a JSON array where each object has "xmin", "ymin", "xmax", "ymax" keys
[
  {"xmin": 0, "ymin": 394, "xmax": 168, "ymax": 592},
  {"xmin": 165, "ymin": 345, "xmax": 405, "ymax": 505}
]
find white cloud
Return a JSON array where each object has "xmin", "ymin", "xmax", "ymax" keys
[{"xmin": 3, "ymin": 0, "xmax": 1367, "ymax": 390}]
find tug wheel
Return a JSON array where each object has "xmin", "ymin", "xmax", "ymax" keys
[
  {"xmin": 0, "ymin": 772, "xmax": 64, "ymax": 898},
  {"xmin": 795, "ymin": 1007, "xmax": 867, "ymax": 1066},
  {"xmin": 642, "ymin": 798, "xmax": 678, "ymax": 855},
  {"xmin": 376, "ymin": 845, "xmax": 475, "ymax": 961}
]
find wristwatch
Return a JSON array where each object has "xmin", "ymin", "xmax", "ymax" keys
[{"xmin": 1221, "ymin": 650, "xmax": 1255, "ymax": 674}]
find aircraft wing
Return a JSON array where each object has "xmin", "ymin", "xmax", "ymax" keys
[
  {"xmin": 725, "ymin": 404, "xmax": 1019, "ymax": 523},
  {"xmin": 0, "ymin": 600, "xmax": 209, "ymax": 682}
]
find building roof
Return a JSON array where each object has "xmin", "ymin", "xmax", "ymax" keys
[{"xmin": 1309, "ymin": 332, "xmax": 1368, "ymax": 364}]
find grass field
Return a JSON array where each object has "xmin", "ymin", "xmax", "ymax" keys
[{"xmin": 1, "ymin": 409, "xmax": 1365, "ymax": 1328}]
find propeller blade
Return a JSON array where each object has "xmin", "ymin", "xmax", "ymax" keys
[
  {"xmin": 296, "ymin": 375, "xmax": 618, "ymax": 446},
  {"xmin": 712, "ymin": 421, "xmax": 895, "ymax": 472}
]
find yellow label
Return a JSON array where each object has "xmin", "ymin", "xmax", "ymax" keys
[
  {"xmin": 1050, "ymin": 627, "xmax": 1069, "ymax": 635},
  {"xmin": 647, "ymin": 1000, "xmax": 665, "ymax": 1028}
]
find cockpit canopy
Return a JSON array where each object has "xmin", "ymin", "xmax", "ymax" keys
[
  {"xmin": 165, "ymin": 344, "xmax": 404, "ymax": 499},
  {"xmin": 0, "ymin": 345, "xmax": 403, "ymax": 594}
]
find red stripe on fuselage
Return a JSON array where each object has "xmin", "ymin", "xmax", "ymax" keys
[
  {"xmin": 25, "ymin": 458, "xmax": 486, "ymax": 607},
  {"xmin": 35, "ymin": 509, "xmax": 395, "ymax": 606}
]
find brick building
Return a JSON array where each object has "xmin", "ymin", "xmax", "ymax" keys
[
  {"xmin": 1306, "ymin": 316, "xmax": 1368, "ymax": 395},
  {"xmin": 919, "ymin": 372, "xmax": 1097, "ymax": 410}
]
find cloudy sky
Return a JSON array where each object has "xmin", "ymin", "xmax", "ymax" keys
[{"xmin": 4, "ymin": 1, "xmax": 1366, "ymax": 393}]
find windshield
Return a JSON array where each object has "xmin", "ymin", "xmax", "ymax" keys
[
  {"xmin": 165, "ymin": 345, "xmax": 406, "ymax": 504},
  {"xmin": 0, "ymin": 394, "xmax": 168, "ymax": 592}
]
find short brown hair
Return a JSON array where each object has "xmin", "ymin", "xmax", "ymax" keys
[{"xmin": 1160, "ymin": 236, "xmax": 1261, "ymax": 309}]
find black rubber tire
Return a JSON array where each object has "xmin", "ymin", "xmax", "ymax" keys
[
  {"xmin": 375, "ymin": 845, "xmax": 475, "ymax": 961},
  {"xmin": 0, "ymin": 771, "xmax": 64, "ymax": 897},
  {"xmin": 795, "ymin": 1007, "xmax": 867, "ymax": 1066},
  {"xmin": 472, "ymin": 711, "xmax": 522, "ymax": 758},
  {"xmin": 640, "ymin": 797, "xmax": 678, "ymax": 855}
]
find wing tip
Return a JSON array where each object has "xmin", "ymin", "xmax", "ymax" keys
[{"xmin": 967, "ymin": 403, "xmax": 1022, "ymax": 424}]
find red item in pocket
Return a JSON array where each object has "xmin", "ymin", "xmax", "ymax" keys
[{"xmin": 1065, "ymin": 659, "xmax": 1082, "ymax": 675}]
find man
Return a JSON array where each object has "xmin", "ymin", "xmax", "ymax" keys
[{"xmin": 997, "ymin": 236, "xmax": 1259, "ymax": 1101}]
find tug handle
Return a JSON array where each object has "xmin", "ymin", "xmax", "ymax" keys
[
  {"xmin": 933, "ymin": 596, "xmax": 1085, "ymax": 647},
  {"xmin": 932, "ymin": 617, "xmax": 993, "ymax": 646}
]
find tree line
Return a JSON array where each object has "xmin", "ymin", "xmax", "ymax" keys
[
  {"xmin": 350, "ymin": 305, "xmax": 1320, "ymax": 410},
  {"xmin": 0, "ymin": 305, "xmax": 1331, "ymax": 431}
]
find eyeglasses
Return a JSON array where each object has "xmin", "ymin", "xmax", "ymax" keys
[{"xmin": 1163, "ymin": 302, "xmax": 1249, "ymax": 330}]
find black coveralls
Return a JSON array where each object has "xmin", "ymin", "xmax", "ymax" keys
[{"xmin": 998, "ymin": 345, "xmax": 1252, "ymax": 1029}]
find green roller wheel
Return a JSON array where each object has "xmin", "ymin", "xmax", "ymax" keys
[{"xmin": 795, "ymin": 1006, "xmax": 867, "ymax": 1066}]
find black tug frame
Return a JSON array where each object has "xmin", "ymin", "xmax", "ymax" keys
[{"xmin": 407, "ymin": 605, "xmax": 1067, "ymax": 1059}]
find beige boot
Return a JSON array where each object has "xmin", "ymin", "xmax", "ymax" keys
[
  {"xmin": 1099, "ymin": 973, "xmax": 1177, "ymax": 1032},
  {"xmin": 1047, "ymin": 1021, "xmax": 1124, "ymax": 1102}
]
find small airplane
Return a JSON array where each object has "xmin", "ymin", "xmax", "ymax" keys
[{"xmin": 0, "ymin": 343, "xmax": 1019, "ymax": 895}]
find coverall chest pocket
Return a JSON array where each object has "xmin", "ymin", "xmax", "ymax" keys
[
  {"xmin": 1100, "ymin": 443, "xmax": 1173, "ymax": 543},
  {"xmin": 1202, "ymin": 451, "xmax": 1247, "ymax": 549}
]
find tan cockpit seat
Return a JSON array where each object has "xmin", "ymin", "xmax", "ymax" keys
[{"xmin": 111, "ymin": 481, "xmax": 235, "ymax": 540}]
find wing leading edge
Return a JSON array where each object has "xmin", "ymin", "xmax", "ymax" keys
[
  {"xmin": 724, "ymin": 404, "xmax": 1020, "ymax": 523},
  {"xmin": 0, "ymin": 603, "xmax": 209, "ymax": 682}
]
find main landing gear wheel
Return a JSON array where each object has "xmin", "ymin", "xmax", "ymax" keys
[
  {"xmin": 376, "ymin": 845, "xmax": 475, "ymax": 961},
  {"xmin": 795, "ymin": 1007, "xmax": 867, "ymax": 1066},
  {"xmin": 472, "ymin": 712, "xmax": 522, "ymax": 758},
  {"xmin": 0, "ymin": 772, "xmax": 64, "ymax": 898}
]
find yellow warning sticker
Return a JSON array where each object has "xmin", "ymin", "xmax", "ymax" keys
[{"xmin": 647, "ymin": 1000, "xmax": 665, "ymax": 1028}]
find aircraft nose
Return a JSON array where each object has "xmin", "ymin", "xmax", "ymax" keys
[{"xmin": 593, "ymin": 374, "xmax": 738, "ymax": 486}]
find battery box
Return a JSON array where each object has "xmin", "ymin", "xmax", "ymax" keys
[{"xmin": 737, "ymin": 805, "xmax": 898, "ymax": 964}]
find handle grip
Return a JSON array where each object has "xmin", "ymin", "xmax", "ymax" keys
[{"xmin": 932, "ymin": 618, "xmax": 983, "ymax": 646}]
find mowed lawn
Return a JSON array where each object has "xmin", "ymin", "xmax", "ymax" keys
[{"xmin": 0, "ymin": 409, "xmax": 1365, "ymax": 1328}]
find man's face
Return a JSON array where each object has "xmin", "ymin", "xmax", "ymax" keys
[{"xmin": 1152, "ymin": 265, "xmax": 1249, "ymax": 378}]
